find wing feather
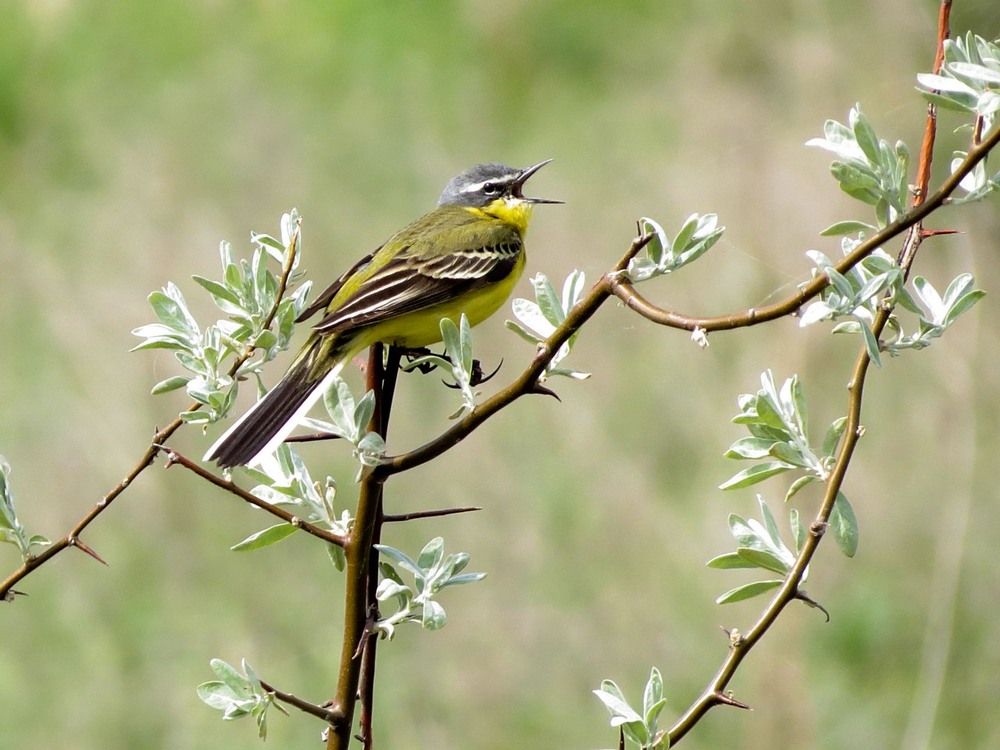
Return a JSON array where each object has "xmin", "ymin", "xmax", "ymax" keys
[{"xmin": 313, "ymin": 237, "xmax": 522, "ymax": 335}]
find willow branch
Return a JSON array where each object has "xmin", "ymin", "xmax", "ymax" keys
[
  {"xmin": 668, "ymin": 3, "xmax": 953, "ymax": 740},
  {"xmin": 373, "ymin": 233, "xmax": 653, "ymax": 478},
  {"xmin": 383, "ymin": 505, "xmax": 481, "ymax": 523},
  {"xmin": 158, "ymin": 447, "xmax": 346, "ymax": 547},
  {"xmin": 259, "ymin": 679, "xmax": 339, "ymax": 723},
  {"xmin": 0, "ymin": 230, "xmax": 302, "ymax": 600},
  {"xmin": 611, "ymin": 120, "xmax": 1000, "ymax": 332},
  {"xmin": 327, "ymin": 345, "xmax": 391, "ymax": 750}
]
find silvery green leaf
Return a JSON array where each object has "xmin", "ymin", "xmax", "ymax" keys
[
  {"xmin": 716, "ymin": 579, "xmax": 783, "ymax": 605},
  {"xmin": 944, "ymin": 290, "xmax": 985, "ymax": 327},
  {"xmin": 417, "ymin": 536, "xmax": 445, "ymax": 571},
  {"xmin": 422, "ymin": 600, "xmax": 447, "ymax": 630},
  {"xmin": 210, "ymin": 658, "xmax": 253, "ymax": 697},
  {"xmin": 719, "ymin": 461, "xmax": 794, "ymax": 490},
  {"xmin": 736, "ymin": 547, "xmax": 791, "ymax": 575},
  {"xmin": 322, "ymin": 378, "xmax": 359, "ymax": 441},
  {"xmin": 805, "ymin": 249, "xmax": 835, "ymax": 269},
  {"xmin": 819, "ymin": 220, "xmax": 878, "ymax": 237},
  {"xmin": 230, "ymin": 523, "xmax": 297, "ymax": 551},
  {"xmin": 724, "ymin": 437, "xmax": 777, "ymax": 460},
  {"xmin": 856, "ymin": 316, "xmax": 883, "ymax": 368},
  {"xmin": 562, "ymin": 269, "xmax": 586, "ymax": 311},
  {"xmin": 375, "ymin": 544, "xmax": 424, "ymax": 579},
  {"xmin": 441, "ymin": 572, "xmax": 487, "ymax": 586},
  {"xmin": 799, "ymin": 300, "xmax": 835, "ymax": 328},
  {"xmin": 950, "ymin": 61, "xmax": 1000, "ymax": 85},
  {"xmin": 822, "ymin": 416, "xmax": 848, "ymax": 458},
  {"xmin": 850, "ymin": 107, "xmax": 880, "ymax": 165},
  {"xmin": 638, "ymin": 216, "xmax": 668, "ymax": 266},
  {"xmin": 509, "ymin": 297, "xmax": 553, "ymax": 337},
  {"xmin": 376, "ymin": 578, "xmax": 411, "ymax": 601},
  {"xmin": 353, "ymin": 390, "xmax": 376, "ymax": 438},
  {"xmin": 757, "ymin": 496, "xmax": 782, "ymax": 547},
  {"xmin": 785, "ymin": 474, "xmax": 818, "ymax": 502},
  {"xmin": 192, "ymin": 275, "xmax": 243, "ymax": 310},
  {"xmin": 790, "ymin": 508, "xmax": 806, "ymax": 552},
  {"xmin": 355, "ymin": 432, "xmax": 385, "ymax": 468},
  {"xmin": 531, "ymin": 274, "xmax": 564, "ymax": 327},
  {"xmin": 727, "ymin": 513, "xmax": 756, "ymax": 548},
  {"xmin": 918, "ymin": 89, "xmax": 977, "ymax": 114},
  {"xmin": 197, "ymin": 681, "xmax": 240, "ymax": 712},
  {"xmin": 830, "ymin": 492, "xmax": 859, "ymax": 558},
  {"xmin": 151, "ymin": 376, "xmax": 191, "ymax": 395},
  {"xmin": 643, "ymin": 667, "xmax": 663, "ymax": 712},
  {"xmin": 706, "ymin": 552, "xmax": 757, "ymax": 569},
  {"xmin": 917, "ymin": 72, "xmax": 977, "ymax": 95},
  {"xmin": 593, "ymin": 682, "xmax": 644, "ymax": 726},
  {"xmin": 149, "ymin": 285, "xmax": 198, "ymax": 334},
  {"xmin": 912, "ymin": 276, "xmax": 945, "ymax": 322}
]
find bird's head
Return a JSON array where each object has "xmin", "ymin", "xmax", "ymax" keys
[{"xmin": 438, "ymin": 160, "xmax": 562, "ymax": 210}]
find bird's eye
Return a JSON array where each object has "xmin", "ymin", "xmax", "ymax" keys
[{"xmin": 482, "ymin": 181, "xmax": 503, "ymax": 195}]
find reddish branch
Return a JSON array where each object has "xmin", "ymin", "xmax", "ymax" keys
[{"xmin": 668, "ymin": 1, "xmax": 956, "ymax": 741}]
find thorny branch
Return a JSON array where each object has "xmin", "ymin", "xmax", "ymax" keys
[
  {"xmin": 0, "ymin": 228, "xmax": 302, "ymax": 600},
  {"xmin": 668, "ymin": 2, "xmax": 956, "ymax": 741}
]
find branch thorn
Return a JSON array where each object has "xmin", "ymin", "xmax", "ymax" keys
[
  {"xmin": 795, "ymin": 589, "xmax": 831, "ymax": 622},
  {"xmin": 530, "ymin": 381, "xmax": 562, "ymax": 401},
  {"xmin": 714, "ymin": 691, "xmax": 752, "ymax": 710},
  {"xmin": 70, "ymin": 536, "xmax": 109, "ymax": 566}
]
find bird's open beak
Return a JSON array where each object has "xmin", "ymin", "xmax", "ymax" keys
[{"xmin": 513, "ymin": 159, "xmax": 563, "ymax": 204}]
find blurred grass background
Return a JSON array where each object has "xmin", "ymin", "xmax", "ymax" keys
[{"xmin": 2, "ymin": 1, "xmax": 1000, "ymax": 748}]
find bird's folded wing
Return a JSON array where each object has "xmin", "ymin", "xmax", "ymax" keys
[{"xmin": 312, "ymin": 238, "xmax": 522, "ymax": 335}]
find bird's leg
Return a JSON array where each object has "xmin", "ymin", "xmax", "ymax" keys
[{"xmin": 398, "ymin": 346, "xmax": 503, "ymax": 387}]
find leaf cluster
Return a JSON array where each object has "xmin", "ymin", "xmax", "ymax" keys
[
  {"xmin": 626, "ymin": 214, "xmax": 724, "ymax": 283},
  {"xmin": 918, "ymin": 34, "xmax": 1000, "ymax": 199},
  {"xmin": 801, "ymin": 242, "xmax": 984, "ymax": 366},
  {"xmin": 720, "ymin": 371, "xmax": 841, "ymax": 493},
  {"xmin": 0, "ymin": 456, "xmax": 50, "ymax": 562},
  {"xmin": 807, "ymin": 106, "xmax": 909, "ymax": 229},
  {"xmin": 131, "ymin": 212, "xmax": 311, "ymax": 425},
  {"xmin": 708, "ymin": 372, "xmax": 858, "ymax": 605},
  {"xmin": 374, "ymin": 537, "xmax": 486, "ymax": 638},
  {"xmin": 232, "ymin": 445, "xmax": 351, "ymax": 570},
  {"xmin": 197, "ymin": 658, "xmax": 287, "ymax": 740},
  {"xmin": 592, "ymin": 668, "xmax": 668, "ymax": 749},
  {"xmin": 402, "ymin": 315, "xmax": 481, "ymax": 417},
  {"xmin": 506, "ymin": 271, "xmax": 590, "ymax": 380}
]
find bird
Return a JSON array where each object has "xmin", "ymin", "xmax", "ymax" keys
[{"xmin": 204, "ymin": 160, "xmax": 560, "ymax": 468}]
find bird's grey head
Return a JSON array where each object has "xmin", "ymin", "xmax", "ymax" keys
[{"xmin": 437, "ymin": 160, "xmax": 560, "ymax": 208}]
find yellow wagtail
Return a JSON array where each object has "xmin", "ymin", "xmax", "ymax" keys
[{"xmin": 205, "ymin": 160, "xmax": 559, "ymax": 467}]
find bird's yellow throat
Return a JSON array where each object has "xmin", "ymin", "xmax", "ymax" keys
[{"xmin": 471, "ymin": 197, "xmax": 535, "ymax": 235}]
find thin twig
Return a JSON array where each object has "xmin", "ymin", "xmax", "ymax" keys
[
  {"xmin": 383, "ymin": 506, "xmax": 481, "ymax": 523},
  {"xmin": 259, "ymin": 678, "xmax": 339, "ymax": 723},
  {"xmin": 158, "ymin": 447, "xmax": 346, "ymax": 547}
]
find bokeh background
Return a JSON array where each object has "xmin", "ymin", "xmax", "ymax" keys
[{"xmin": 2, "ymin": 1, "xmax": 1000, "ymax": 748}]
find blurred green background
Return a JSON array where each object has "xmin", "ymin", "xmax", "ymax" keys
[{"xmin": 2, "ymin": 1, "xmax": 1000, "ymax": 748}]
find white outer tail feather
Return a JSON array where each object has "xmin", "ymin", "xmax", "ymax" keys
[{"xmin": 202, "ymin": 361, "xmax": 346, "ymax": 467}]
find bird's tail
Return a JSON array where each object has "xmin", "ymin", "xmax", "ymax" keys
[{"xmin": 203, "ymin": 339, "xmax": 346, "ymax": 468}]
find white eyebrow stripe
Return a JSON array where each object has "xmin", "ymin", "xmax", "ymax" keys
[{"xmin": 460, "ymin": 177, "xmax": 515, "ymax": 193}]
